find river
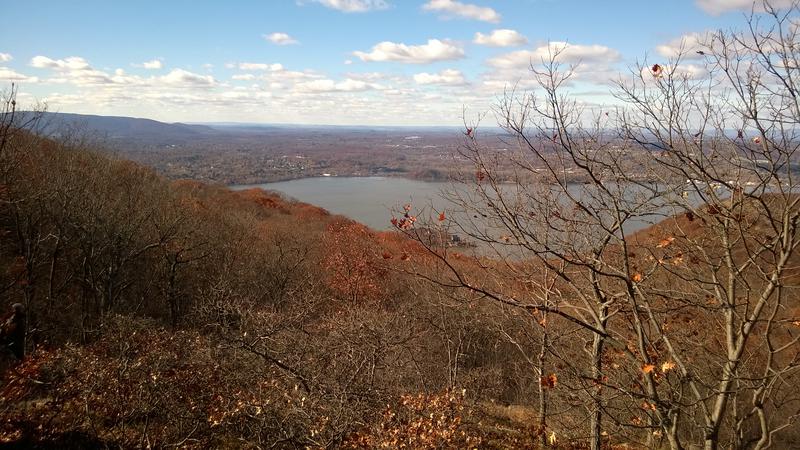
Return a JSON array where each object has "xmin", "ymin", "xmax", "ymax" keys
[
  {"xmin": 231, "ymin": 176, "xmax": 451, "ymax": 230},
  {"xmin": 230, "ymin": 176, "xmax": 690, "ymax": 237}
]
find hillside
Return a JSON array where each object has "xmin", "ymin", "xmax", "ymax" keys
[
  {"xmin": 0, "ymin": 130, "xmax": 563, "ymax": 449},
  {"xmin": 11, "ymin": 111, "xmax": 218, "ymax": 144},
  {"xmin": 2, "ymin": 109, "xmax": 800, "ymax": 450}
]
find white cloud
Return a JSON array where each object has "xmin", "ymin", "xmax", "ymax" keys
[
  {"xmin": 696, "ymin": 0, "xmax": 794, "ymax": 15},
  {"xmin": 354, "ymin": 39, "xmax": 464, "ymax": 64},
  {"xmin": 30, "ymin": 55, "xmax": 91, "ymax": 71},
  {"xmin": 267, "ymin": 67, "xmax": 323, "ymax": 82},
  {"xmin": 413, "ymin": 69, "xmax": 467, "ymax": 85},
  {"xmin": 487, "ymin": 42, "xmax": 622, "ymax": 69},
  {"xmin": 481, "ymin": 42, "xmax": 624, "ymax": 92},
  {"xmin": 308, "ymin": 0, "xmax": 389, "ymax": 12},
  {"xmin": 345, "ymin": 71, "xmax": 391, "ymax": 81},
  {"xmin": 673, "ymin": 64, "xmax": 710, "ymax": 80},
  {"xmin": 473, "ymin": 29, "xmax": 528, "ymax": 47},
  {"xmin": 30, "ymin": 56, "xmax": 114, "ymax": 85},
  {"xmin": 141, "ymin": 59, "xmax": 163, "ymax": 69},
  {"xmin": 29, "ymin": 55, "xmax": 223, "ymax": 89},
  {"xmin": 656, "ymin": 32, "xmax": 710, "ymax": 59},
  {"xmin": 422, "ymin": 0, "xmax": 501, "ymax": 23},
  {"xmin": 160, "ymin": 69, "xmax": 216, "ymax": 87},
  {"xmin": 40, "ymin": 93, "xmax": 85, "ymax": 105},
  {"xmin": 294, "ymin": 77, "xmax": 382, "ymax": 92},
  {"xmin": 108, "ymin": 69, "xmax": 145, "ymax": 86},
  {"xmin": 0, "ymin": 53, "xmax": 12, "ymax": 63},
  {"xmin": 18, "ymin": 54, "xmax": 525, "ymax": 125},
  {"xmin": 0, "ymin": 67, "xmax": 38, "ymax": 83},
  {"xmin": 238, "ymin": 62, "xmax": 285, "ymax": 71},
  {"xmin": 233, "ymin": 64, "xmax": 324, "ymax": 90},
  {"xmin": 264, "ymin": 32, "xmax": 299, "ymax": 45}
]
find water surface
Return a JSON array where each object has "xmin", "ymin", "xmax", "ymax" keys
[
  {"xmin": 231, "ymin": 177, "xmax": 682, "ymax": 235},
  {"xmin": 232, "ymin": 177, "xmax": 449, "ymax": 230}
]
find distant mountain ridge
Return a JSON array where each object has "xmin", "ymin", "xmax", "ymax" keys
[{"xmin": 11, "ymin": 111, "xmax": 218, "ymax": 142}]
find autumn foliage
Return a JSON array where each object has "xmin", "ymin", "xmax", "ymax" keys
[
  {"xmin": 3, "ymin": 5, "xmax": 800, "ymax": 448},
  {"xmin": 323, "ymin": 220, "xmax": 388, "ymax": 302},
  {"xmin": 0, "ymin": 125, "xmax": 554, "ymax": 448}
]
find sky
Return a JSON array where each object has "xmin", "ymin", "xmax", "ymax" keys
[{"xmin": 0, "ymin": 0, "xmax": 793, "ymax": 125}]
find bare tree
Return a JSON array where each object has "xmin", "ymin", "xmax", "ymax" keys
[
  {"xmin": 614, "ymin": 3, "xmax": 800, "ymax": 448},
  {"xmin": 402, "ymin": 2, "xmax": 800, "ymax": 449}
]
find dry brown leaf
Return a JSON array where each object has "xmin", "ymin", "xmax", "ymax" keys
[
  {"xmin": 540, "ymin": 373, "xmax": 558, "ymax": 388},
  {"xmin": 656, "ymin": 236, "xmax": 675, "ymax": 248}
]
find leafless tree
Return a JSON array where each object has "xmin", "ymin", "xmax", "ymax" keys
[{"xmin": 403, "ymin": 2, "xmax": 800, "ymax": 449}]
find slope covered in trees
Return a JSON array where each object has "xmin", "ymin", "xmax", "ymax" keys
[
  {"xmin": 0, "ymin": 124, "xmax": 561, "ymax": 448},
  {"xmin": 2, "ymin": 3, "xmax": 800, "ymax": 449},
  {"xmin": 2, "ymin": 106, "xmax": 799, "ymax": 450}
]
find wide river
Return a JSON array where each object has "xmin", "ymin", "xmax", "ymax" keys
[
  {"xmin": 232, "ymin": 177, "xmax": 451, "ymax": 230},
  {"xmin": 230, "ymin": 176, "xmax": 681, "ymax": 236}
]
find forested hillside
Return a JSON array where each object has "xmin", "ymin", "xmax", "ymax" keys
[
  {"xmin": 2, "ymin": 3, "xmax": 800, "ymax": 449},
  {"xmin": 0, "ymin": 121, "xmax": 559, "ymax": 448},
  {"xmin": 2, "ymin": 102, "xmax": 800, "ymax": 450}
]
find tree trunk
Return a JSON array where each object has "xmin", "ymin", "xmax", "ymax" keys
[
  {"xmin": 538, "ymin": 327, "xmax": 549, "ymax": 447},
  {"xmin": 589, "ymin": 331, "xmax": 605, "ymax": 450}
]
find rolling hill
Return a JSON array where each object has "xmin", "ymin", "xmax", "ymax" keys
[{"xmin": 9, "ymin": 111, "xmax": 219, "ymax": 143}]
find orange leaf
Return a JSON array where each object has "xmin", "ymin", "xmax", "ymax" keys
[
  {"xmin": 632, "ymin": 273, "xmax": 643, "ymax": 283},
  {"xmin": 642, "ymin": 364, "xmax": 656, "ymax": 374},
  {"xmin": 661, "ymin": 361, "xmax": 676, "ymax": 372},
  {"xmin": 540, "ymin": 374, "xmax": 558, "ymax": 388},
  {"xmin": 656, "ymin": 236, "xmax": 675, "ymax": 248}
]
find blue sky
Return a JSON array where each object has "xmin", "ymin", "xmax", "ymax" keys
[{"xmin": 0, "ymin": 0, "xmax": 790, "ymax": 125}]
